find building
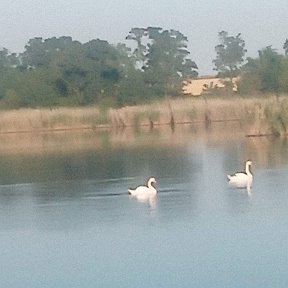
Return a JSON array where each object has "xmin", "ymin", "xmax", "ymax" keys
[{"xmin": 183, "ymin": 75, "xmax": 238, "ymax": 96}]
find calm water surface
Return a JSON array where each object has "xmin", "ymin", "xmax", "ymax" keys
[{"xmin": 0, "ymin": 126, "xmax": 287, "ymax": 287}]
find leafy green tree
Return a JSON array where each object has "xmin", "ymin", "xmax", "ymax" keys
[
  {"xmin": 21, "ymin": 37, "xmax": 53, "ymax": 68},
  {"xmin": 283, "ymin": 39, "xmax": 288, "ymax": 55},
  {"xmin": 3, "ymin": 68, "xmax": 59, "ymax": 107},
  {"xmin": 0, "ymin": 29, "xmax": 200, "ymax": 108},
  {"xmin": 0, "ymin": 48, "xmax": 19, "ymax": 68},
  {"xmin": 126, "ymin": 27, "xmax": 198, "ymax": 98},
  {"xmin": 145, "ymin": 27, "xmax": 198, "ymax": 96},
  {"xmin": 82, "ymin": 39, "xmax": 128, "ymax": 104},
  {"xmin": 126, "ymin": 28, "xmax": 148, "ymax": 70},
  {"xmin": 113, "ymin": 43, "xmax": 147, "ymax": 105},
  {"xmin": 20, "ymin": 36, "xmax": 79, "ymax": 69},
  {"xmin": 54, "ymin": 43, "xmax": 88, "ymax": 104},
  {"xmin": 258, "ymin": 46, "xmax": 282, "ymax": 92},
  {"xmin": 0, "ymin": 48, "xmax": 20, "ymax": 99},
  {"xmin": 213, "ymin": 31, "xmax": 246, "ymax": 79},
  {"xmin": 53, "ymin": 39, "xmax": 134, "ymax": 105},
  {"xmin": 17, "ymin": 37, "xmax": 134, "ymax": 106},
  {"xmin": 239, "ymin": 46, "xmax": 283, "ymax": 93},
  {"xmin": 279, "ymin": 54, "xmax": 288, "ymax": 92},
  {"xmin": 238, "ymin": 57, "xmax": 262, "ymax": 94}
]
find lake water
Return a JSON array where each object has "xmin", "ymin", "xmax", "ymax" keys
[{"xmin": 0, "ymin": 125, "xmax": 287, "ymax": 288}]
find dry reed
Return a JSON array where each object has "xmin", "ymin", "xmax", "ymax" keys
[{"xmin": 0, "ymin": 95, "xmax": 283, "ymax": 135}]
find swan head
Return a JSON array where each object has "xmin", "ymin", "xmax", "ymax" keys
[
  {"xmin": 148, "ymin": 177, "xmax": 157, "ymax": 187},
  {"xmin": 246, "ymin": 160, "xmax": 252, "ymax": 166}
]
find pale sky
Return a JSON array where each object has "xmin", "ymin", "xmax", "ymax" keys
[{"xmin": 0, "ymin": 0, "xmax": 287, "ymax": 75}]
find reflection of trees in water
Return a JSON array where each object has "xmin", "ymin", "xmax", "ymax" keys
[
  {"xmin": 223, "ymin": 135, "xmax": 288, "ymax": 172},
  {"xmin": 246, "ymin": 137, "xmax": 288, "ymax": 168},
  {"xmin": 0, "ymin": 142, "xmax": 198, "ymax": 184},
  {"xmin": 2, "ymin": 126, "xmax": 288, "ymax": 206}
]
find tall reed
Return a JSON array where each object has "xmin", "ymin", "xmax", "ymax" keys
[{"xmin": 0, "ymin": 95, "xmax": 286, "ymax": 136}]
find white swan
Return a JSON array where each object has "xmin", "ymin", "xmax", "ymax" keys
[
  {"xmin": 128, "ymin": 177, "xmax": 157, "ymax": 197},
  {"xmin": 227, "ymin": 160, "xmax": 253, "ymax": 190}
]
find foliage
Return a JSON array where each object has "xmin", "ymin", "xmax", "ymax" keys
[
  {"xmin": 126, "ymin": 27, "xmax": 198, "ymax": 97},
  {"xmin": 1, "ymin": 37, "xmax": 136, "ymax": 107},
  {"xmin": 284, "ymin": 39, "xmax": 288, "ymax": 55},
  {"xmin": 1, "ymin": 29, "xmax": 197, "ymax": 108},
  {"xmin": 0, "ymin": 48, "xmax": 20, "ymax": 100},
  {"xmin": 213, "ymin": 31, "xmax": 246, "ymax": 78},
  {"xmin": 20, "ymin": 37, "xmax": 78, "ymax": 69},
  {"xmin": 3, "ymin": 68, "xmax": 59, "ymax": 107},
  {"xmin": 279, "ymin": 56, "xmax": 288, "ymax": 92},
  {"xmin": 125, "ymin": 28, "xmax": 148, "ymax": 69},
  {"xmin": 1, "ymin": 29, "xmax": 288, "ymax": 109},
  {"xmin": 239, "ymin": 46, "xmax": 285, "ymax": 93}
]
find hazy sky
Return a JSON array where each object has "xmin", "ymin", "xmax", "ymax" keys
[{"xmin": 0, "ymin": 0, "xmax": 287, "ymax": 75}]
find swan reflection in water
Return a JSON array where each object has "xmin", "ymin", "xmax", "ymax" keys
[{"xmin": 130, "ymin": 194, "xmax": 157, "ymax": 210}]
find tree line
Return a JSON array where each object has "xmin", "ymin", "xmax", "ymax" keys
[
  {"xmin": 212, "ymin": 31, "xmax": 288, "ymax": 95},
  {"xmin": 0, "ymin": 27, "xmax": 287, "ymax": 109},
  {"xmin": 0, "ymin": 27, "xmax": 197, "ymax": 108}
]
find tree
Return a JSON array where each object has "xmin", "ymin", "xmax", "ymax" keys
[
  {"xmin": 3, "ymin": 68, "xmax": 59, "ymax": 107},
  {"xmin": 238, "ymin": 56, "xmax": 262, "ymax": 94},
  {"xmin": 18, "ymin": 37, "xmax": 133, "ymax": 106},
  {"xmin": 0, "ymin": 48, "xmax": 20, "ymax": 99},
  {"xmin": 213, "ymin": 31, "xmax": 246, "ymax": 79},
  {"xmin": 258, "ymin": 46, "xmax": 282, "ymax": 92},
  {"xmin": 20, "ymin": 36, "xmax": 79, "ymax": 69},
  {"xmin": 52, "ymin": 39, "xmax": 123, "ymax": 104},
  {"xmin": 0, "ymin": 30, "xmax": 200, "ymax": 108},
  {"xmin": 126, "ymin": 28, "xmax": 148, "ymax": 70},
  {"xmin": 0, "ymin": 48, "xmax": 19, "ymax": 68},
  {"xmin": 239, "ymin": 46, "xmax": 282, "ymax": 93},
  {"xmin": 126, "ymin": 27, "xmax": 198, "ymax": 97},
  {"xmin": 283, "ymin": 39, "xmax": 288, "ymax": 55},
  {"xmin": 279, "ymin": 56, "xmax": 288, "ymax": 92}
]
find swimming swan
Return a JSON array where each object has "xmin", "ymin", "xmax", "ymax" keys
[
  {"xmin": 128, "ymin": 177, "xmax": 157, "ymax": 197},
  {"xmin": 227, "ymin": 160, "xmax": 253, "ymax": 190}
]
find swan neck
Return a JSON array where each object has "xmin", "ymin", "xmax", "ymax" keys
[
  {"xmin": 245, "ymin": 162, "xmax": 251, "ymax": 175},
  {"xmin": 147, "ymin": 179, "xmax": 155, "ymax": 189},
  {"xmin": 148, "ymin": 180, "xmax": 153, "ymax": 188}
]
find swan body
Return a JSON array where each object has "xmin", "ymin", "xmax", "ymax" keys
[
  {"xmin": 128, "ymin": 177, "xmax": 157, "ymax": 197},
  {"xmin": 227, "ymin": 160, "xmax": 253, "ymax": 190}
]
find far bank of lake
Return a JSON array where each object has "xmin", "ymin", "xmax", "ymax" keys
[{"xmin": 0, "ymin": 95, "xmax": 287, "ymax": 136}]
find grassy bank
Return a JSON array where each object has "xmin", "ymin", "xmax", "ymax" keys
[{"xmin": 0, "ymin": 95, "xmax": 287, "ymax": 136}]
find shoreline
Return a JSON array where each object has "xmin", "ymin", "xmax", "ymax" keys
[
  {"xmin": 0, "ymin": 121, "xmax": 248, "ymax": 155},
  {"xmin": 0, "ymin": 95, "xmax": 285, "ymax": 136}
]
